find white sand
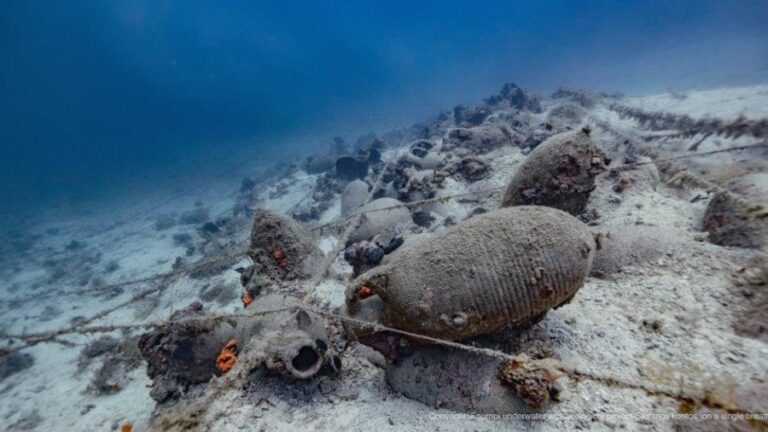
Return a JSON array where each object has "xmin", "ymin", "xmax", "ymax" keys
[{"xmin": 0, "ymin": 84, "xmax": 766, "ymax": 431}]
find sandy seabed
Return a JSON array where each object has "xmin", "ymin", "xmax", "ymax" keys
[{"xmin": 1, "ymin": 84, "xmax": 767, "ymax": 431}]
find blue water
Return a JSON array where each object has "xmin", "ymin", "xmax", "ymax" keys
[{"xmin": 1, "ymin": 0, "xmax": 767, "ymax": 217}]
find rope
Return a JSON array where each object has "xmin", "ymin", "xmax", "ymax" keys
[
  {"xmin": 607, "ymin": 142, "xmax": 768, "ymax": 171},
  {"xmin": 609, "ymin": 103, "xmax": 768, "ymax": 139},
  {"xmin": 592, "ymin": 118, "xmax": 766, "ymax": 213},
  {"xmin": 2, "ymin": 303, "xmax": 762, "ymax": 420}
]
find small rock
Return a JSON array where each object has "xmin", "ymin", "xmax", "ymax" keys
[
  {"xmin": 180, "ymin": 207, "xmax": 209, "ymax": 225},
  {"xmin": 154, "ymin": 216, "xmax": 177, "ymax": 231},
  {"xmin": 412, "ymin": 210, "xmax": 434, "ymax": 228},
  {"xmin": 0, "ymin": 351, "xmax": 35, "ymax": 382}
]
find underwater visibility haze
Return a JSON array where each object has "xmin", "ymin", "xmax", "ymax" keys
[
  {"xmin": 1, "ymin": 0, "xmax": 767, "ymax": 216},
  {"xmin": 1, "ymin": 1, "xmax": 768, "ymax": 431}
]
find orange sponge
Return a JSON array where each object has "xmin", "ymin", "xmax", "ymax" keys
[{"xmin": 216, "ymin": 339, "xmax": 238, "ymax": 374}]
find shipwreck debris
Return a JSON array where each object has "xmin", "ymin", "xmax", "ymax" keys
[
  {"xmin": 139, "ymin": 295, "xmax": 340, "ymax": 403},
  {"xmin": 485, "ymin": 82, "xmax": 543, "ymax": 113},
  {"xmin": 335, "ymin": 155, "xmax": 369, "ymax": 181},
  {"xmin": 702, "ymin": 173, "xmax": 768, "ymax": 251},
  {"xmin": 348, "ymin": 198, "xmax": 413, "ymax": 243},
  {"xmin": 341, "ymin": 179, "xmax": 369, "ymax": 217},
  {"xmin": 246, "ymin": 208, "xmax": 324, "ymax": 281},
  {"xmin": 501, "ymin": 127, "xmax": 610, "ymax": 215},
  {"xmin": 345, "ymin": 206, "xmax": 596, "ymax": 341},
  {"xmin": 443, "ymin": 123, "xmax": 519, "ymax": 155}
]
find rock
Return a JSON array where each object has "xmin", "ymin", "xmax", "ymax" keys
[
  {"xmin": 172, "ymin": 233, "xmax": 193, "ymax": 248},
  {"xmin": 443, "ymin": 124, "xmax": 518, "ymax": 155},
  {"xmin": 547, "ymin": 103, "xmax": 586, "ymax": 127},
  {"xmin": 446, "ymin": 156, "xmax": 491, "ymax": 182},
  {"xmin": 198, "ymin": 281, "xmax": 238, "ymax": 305},
  {"xmin": 345, "ymin": 206, "xmax": 596, "ymax": 341},
  {"xmin": 375, "ymin": 232, "xmax": 404, "ymax": 254},
  {"xmin": 485, "ymin": 83, "xmax": 542, "ymax": 113},
  {"xmin": 293, "ymin": 173, "xmax": 343, "ymax": 222},
  {"xmin": 180, "ymin": 207, "xmax": 210, "ymax": 225},
  {"xmin": 365, "ymin": 245, "xmax": 385, "ymax": 264},
  {"xmin": 412, "ymin": 210, "xmax": 435, "ymax": 228},
  {"xmin": 335, "ymin": 156, "xmax": 369, "ymax": 181},
  {"xmin": 349, "ymin": 198, "xmax": 412, "ymax": 243},
  {"xmin": 396, "ymin": 169, "xmax": 447, "ymax": 201},
  {"xmin": 453, "ymin": 105, "xmax": 491, "ymax": 126},
  {"xmin": 377, "ymin": 181, "xmax": 399, "ymax": 199},
  {"xmin": 501, "ymin": 127, "xmax": 610, "ymax": 215},
  {"xmin": 197, "ymin": 222, "xmax": 221, "ymax": 241},
  {"xmin": 341, "ymin": 180, "xmax": 369, "ymax": 217},
  {"xmin": 78, "ymin": 336, "xmax": 121, "ymax": 365},
  {"xmin": 85, "ymin": 337, "xmax": 143, "ymax": 395},
  {"xmin": 551, "ymin": 86, "xmax": 600, "ymax": 108},
  {"xmin": 0, "ymin": 350, "xmax": 34, "ymax": 382},
  {"xmin": 154, "ymin": 216, "xmax": 177, "ymax": 231},
  {"xmin": 344, "ymin": 240, "xmax": 392, "ymax": 277},
  {"xmin": 522, "ymin": 123, "xmax": 557, "ymax": 150},
  {"xmin": 379, "ymin": 159, "xmax": 447, "ymax": 202}
]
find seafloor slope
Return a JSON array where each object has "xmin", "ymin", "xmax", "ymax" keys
[{"xmin": 0, "ymin": 83, "xmax": 766, "ymax": 431}]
